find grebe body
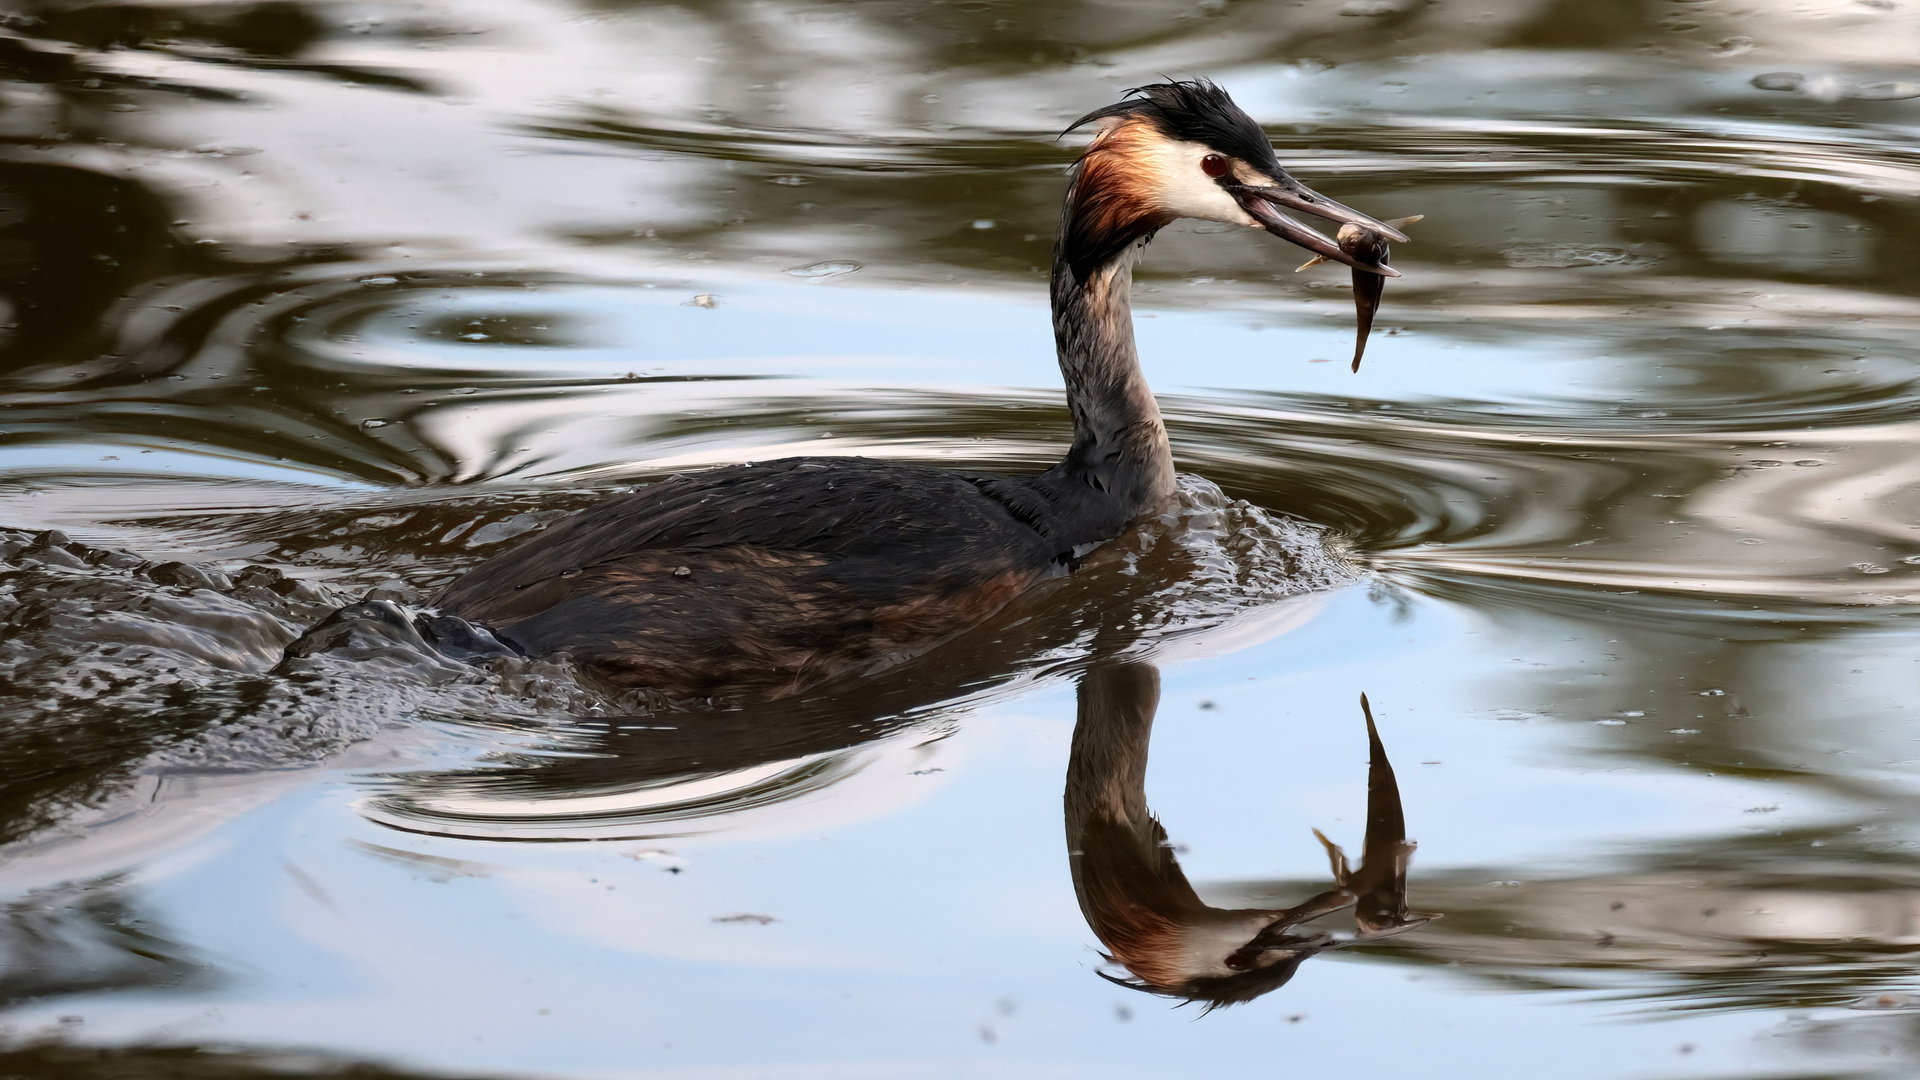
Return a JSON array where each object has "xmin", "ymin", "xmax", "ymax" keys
[{"xmin": 435, "ymin": 458, "xmax": 1120, "ymax": 698}]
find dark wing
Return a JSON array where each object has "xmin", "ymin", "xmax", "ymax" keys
[
  {"xmin": 437, "ymin": 457, "xmax": 1058, "ymax": 609},
  {"xmin": 430, "ymin": 458, "xmax": 1064, "ymax": 695}
]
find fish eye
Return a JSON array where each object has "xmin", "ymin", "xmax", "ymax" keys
[{"xmin": 1200, "ymin": 153, "xmax": 1230, "ymax": 179}]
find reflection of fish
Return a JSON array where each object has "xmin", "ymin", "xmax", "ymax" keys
[
  {"xmin": 1065, "ymin": 667, "xmax": 1434, "ymax": 1009},
  {"xmin": 1318, "ymin": 693, "xmax": 1438, "ymax": 939},
  {"xmin": 1300, "ymin": 215, "xmax": 1422, "ymax": 372}
]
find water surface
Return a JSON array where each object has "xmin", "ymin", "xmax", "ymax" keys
[{"xmin": 7, "ymin": 1, "xmax": 1920, "ymax": 1076}]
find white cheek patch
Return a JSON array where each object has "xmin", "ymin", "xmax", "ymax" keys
[{"xmin": 1140, "ymin": 138, "xmax": 1259, "ymax": 227}]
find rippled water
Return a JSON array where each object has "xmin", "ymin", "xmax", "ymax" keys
[{"xmin": 7, "ymin": 0, "xmax": 1920, "ymax": 1076}]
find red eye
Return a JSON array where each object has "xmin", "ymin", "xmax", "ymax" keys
[{"xmin": 1200, "ymin": 154, "xmax": 1230, "ymax": 179}]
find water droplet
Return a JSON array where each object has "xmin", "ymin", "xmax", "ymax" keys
[
  {"xmin": 1855, "ymin": 563, "xmax": 1890, "ymax": 574},
  {"xmin": 1669, "ymin": 728, "xmax": 1701, "ymax": 735},
  {"xmin": 359, "ymin": 418, "xmax": 391, "ymax": 429},
  {"xmin": 971, "ymin": 219, "xmax": 996, "ymax": 229}
]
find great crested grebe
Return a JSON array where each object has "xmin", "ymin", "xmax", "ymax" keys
[{"xmin": 425, "ymin": 81, "xmax": 1404, "ymax": 700}]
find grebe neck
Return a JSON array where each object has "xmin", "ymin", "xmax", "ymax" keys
[{"xmin": 1049, "ymin": 239, "xmax": 1177, "ymax": 515}]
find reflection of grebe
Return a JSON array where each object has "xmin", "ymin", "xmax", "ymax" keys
[
  {"xmin": 430, "ymin": 82, "xmax": 1402, "ymax": 699},
  {"xmin": 1067, "ymin": 666, "xmax": 1433, "ymax": 1007}
]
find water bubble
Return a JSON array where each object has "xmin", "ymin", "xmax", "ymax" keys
[
  {"xmin": 971, "ymin": 219, "xmax": 996, "ymax": 230},
  {"xmin": 1669, "ymin": 728, "xmax": 1701, "ymax": 735},
  {"xmin": 1803, "ymin": 75, "xmax": 1855, "ymax": 103},
  {"xmin": 1750, "ymin": 71, "xmax": 1920, "ymax": 101},
  {"xmin": 1855, "ymin": 563, "xmax": 1890, "ymax": 574},
  {"xmin": 358, "ymin": 276, "xmax": 399, "ymax": 286},
  {"xmin": 359, "ymin": 418, "xmax": 391, "ymax": 429},
  {"xmin": 1793, "ymin": 460, "xmax": 1824, "ymax": 467},
  {"xmin": 785, "ymin": 260, "xmax": 861, "ymax": 279},
  {"xmin": 1751, "ymin": 460, "xmax": 1783, "ymax": 468},
  {"xmin": 768, "ymin": 175, "xmax": 808, "ymax": 186},
  {"xmin": 1503, "ymin": 245, "xmax": 1651, "ymax": 269},
  {"xmin": 1594, "ymin": 718, "xmax": 1627, "ymax": 726},
  {"xmin": 1853, "ymin": 81, "xmax": 1920, "ymax": 100},
  {"xmin": 688, "ymin": 294, "xmax": 718, "ymax": 308},
  {"xmin": 1697, "ymin": 688, "xmax": 1726, "ymax": 696}
]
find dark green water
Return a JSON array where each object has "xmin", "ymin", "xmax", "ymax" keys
[{"xmin": 6, "ymin": 1, "xmax": 1920, "ymax": 1076}]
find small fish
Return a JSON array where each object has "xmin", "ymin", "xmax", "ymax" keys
[{"xmin": 1298, "ymin": 215, "xmax": 1422, "ymax": 372}]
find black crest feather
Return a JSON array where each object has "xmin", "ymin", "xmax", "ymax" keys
[{"xmin": 1064, "ymin": 79, "xmax": 1280, "ymax": 173}]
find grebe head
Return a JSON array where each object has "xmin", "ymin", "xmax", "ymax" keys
[
  {"xmin": 1091, "ymin": 901, "xmax": 1350, "ymax": 1011},
  {"xmin": 1061, "ymin": 80, "xmax": 1402, "ymax": 282}
]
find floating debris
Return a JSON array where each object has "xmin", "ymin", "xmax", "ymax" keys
[
  {"xmin": 784, "ymin": 260, "xmax": 861, "ymax": 279},
  {"xmin": 1851, "ymin": 992, "xmax": 1920, "ymax": 1011}
]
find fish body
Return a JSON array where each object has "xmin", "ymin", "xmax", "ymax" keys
[
  {"xmin": 1298, "ymin": 214, "xmax": 1421, "ymax": 371},
  {"xmin": 1338, "ymin": 222, "xmax": 1391, "ymax": 373}
]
